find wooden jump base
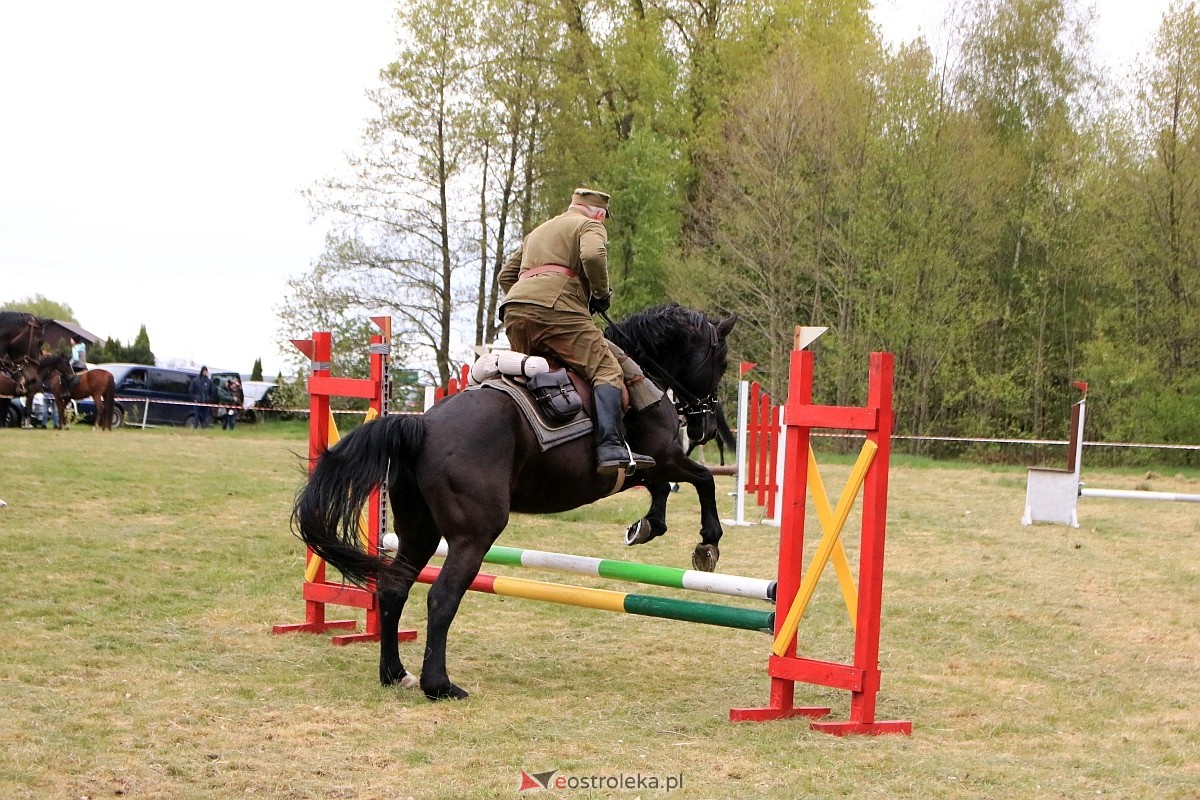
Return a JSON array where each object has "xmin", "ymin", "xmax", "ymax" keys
[
  {"xmin": 432, "ymin": 540, "xmax": 777, "ymax": 602},
  {"xmin": 724, "ymin": 365, "xmax": 788, "ymax": 527},
  {"xmin": 416, "ymin": 565, "xmax": 775, "ymax": 633}
]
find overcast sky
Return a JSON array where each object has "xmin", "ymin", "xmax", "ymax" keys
[{"xmin": 0, "ymin": 1, "xmax": 1174, "ymax": 377}]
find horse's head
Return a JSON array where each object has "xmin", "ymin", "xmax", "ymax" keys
[
  {"xmin": 676, "ymin": 311, "xmax": 737, "ymax": 444},
  {"xmin": 607, "ymin": 304, "xmax": 738, "ymax": 446},
  {"xmin": 36, "ymin": 355, "xmax": 70, "ymax": 393},
  {"xmin": 0, "ymin": 312, "xmax": 46, "ymax": 362}
]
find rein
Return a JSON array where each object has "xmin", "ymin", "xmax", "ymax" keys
[
  {"xmin": 599, "ymin": 309, "xmax": 721, "ymax": 439},
  {"xmin": 3, "ymin": 318, "xmax": 41, "ymax": 362}
]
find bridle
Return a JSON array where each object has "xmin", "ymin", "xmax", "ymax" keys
[
  {"xmin": 600, "ymin": 310, "xmax": 723, "ymax": 444},
  {"xmin": 4, "ymin": 317, "xmax": 41, "ymax": 362}
]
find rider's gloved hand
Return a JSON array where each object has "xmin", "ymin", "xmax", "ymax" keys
[{"xmin": 588, "ymin": 294, "xmax": 611, "ymax": 315}]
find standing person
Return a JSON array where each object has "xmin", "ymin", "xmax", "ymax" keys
[
  {"xmin": 188, "ymin": 366, "xmax": 214, "ymax": 429},
  {"xmin": 34, "ymin": 389, "xmax": 60, "ymax": 429},
  {"xmin": 498, "ymin": 187, "xmax": 653, "ymax": 476},
  {"xmin": 221, "ymin": 375, "xmax": 243, "ymax": 430},
  {"xmin": 69, "ymin": 336, "xmax": 87, "ymax": 372}
]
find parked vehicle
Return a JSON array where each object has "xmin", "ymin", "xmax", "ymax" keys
[
  {"xmin": 75, "ymin": 364, "xmax": 239, "ymax": 428},
  {"xmin": 239, "ymin": 380, "xmax": 277, "ymax": 423}
]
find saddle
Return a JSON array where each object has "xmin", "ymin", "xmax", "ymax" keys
[
  {"xmin": 472, "ymin": 374, "xmax": 593, "ymax": 452},
  {"xmin": 465, "ymin": 344, "xmax": 665, "ymax": 452}
]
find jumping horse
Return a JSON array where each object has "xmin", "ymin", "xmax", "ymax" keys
[
  {"xmin": 35, "ymin": 356, "xmax": 117, "ymax": 431},
  {"xmin": 294, "ymin": 303, "xmax": 737, "ymax": 700}
]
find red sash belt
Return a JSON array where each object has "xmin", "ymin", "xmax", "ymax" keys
[{"xmin": 519, "ymin": 264, "xmax": 578, "ymax": 281}]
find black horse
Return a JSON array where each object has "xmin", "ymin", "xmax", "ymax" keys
[{"xmin": 294, "ymin": 303, "xmax": 737, "ymax": 700}]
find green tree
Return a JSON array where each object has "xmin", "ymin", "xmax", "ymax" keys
[
  {"xmin": 90, "ymin": 325, "xmax": 155, "ymax": 364},
  {"xmin": 1, "ymin": 295, "xmax": 74, "ymax": 320},
  {"xmin": 857, "ymin": 42, "xmax": 1012, "ymax": 441},
  {"xmin": 277, "ymin": 269, "xmax": 416, "ymax": 409},
  {"xmin": 951, "ymin": 0, "xmax": 1101, "ymax": 436},
  {"xmin": 1082, "ymin": 0, "xmax": 1200, "ymax": 445},
  {"xmin": 251, "ymin": 359, "xmax": 263, "ymax": 382},
  {"xmin": 678, "ymin": 13, "xmax": 880, "ymax": 401}
]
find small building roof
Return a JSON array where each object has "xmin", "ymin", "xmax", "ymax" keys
[{"xmin": 46, "ymin": 319, "xmax": 102, "ymax": 345}]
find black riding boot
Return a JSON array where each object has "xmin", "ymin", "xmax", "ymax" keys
[{"xmin": 594, "ymin": 384, "xmax": 655, "ymax": 475}]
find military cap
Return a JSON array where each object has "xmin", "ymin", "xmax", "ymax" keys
[{"xmin": 572, "ymin": 187, "xmax": 611, "ymax": 211}]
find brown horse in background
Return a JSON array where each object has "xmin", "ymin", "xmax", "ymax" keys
[{"xmin": 36, "ymin": 356, "xmax": 116, "ymax": 431}]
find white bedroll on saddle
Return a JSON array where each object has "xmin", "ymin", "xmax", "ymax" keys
[{"xmin": 467, "ymin": 351, "xmax": 551, "ymax": 384}]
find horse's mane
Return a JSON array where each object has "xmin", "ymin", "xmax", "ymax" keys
[
  {"xmin": 0, "ymin": 311, "xmax": 43, "ymax": 338},
  {"xmin": 38, "ymin": 354, "xmax": 69, "ymax": 372},
  {"xmin": 606, "ymin": 303, "xmax": 726, "ymax": 366}
]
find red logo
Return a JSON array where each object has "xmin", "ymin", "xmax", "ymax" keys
[{"xmin": 518, "ymin": 770, "xmax": 558, "ymax": 792}]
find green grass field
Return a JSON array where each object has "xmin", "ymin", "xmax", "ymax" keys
[{"xmin": 1, "ymin": 426, "xmax": 1196, "ymax": 799}]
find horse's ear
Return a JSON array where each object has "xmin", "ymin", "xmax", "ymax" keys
[{"xmin": 716, "ymin": 313, "xmax": 738, "ymax": 339}]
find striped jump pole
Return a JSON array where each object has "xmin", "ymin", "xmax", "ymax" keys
[
  {"xmin": 416, "ymin": 565, "xmax": 775, "ymax": 634},
  {"xmin": 432, "ymin": 541, "xmax": 777, "ymax": 602}
]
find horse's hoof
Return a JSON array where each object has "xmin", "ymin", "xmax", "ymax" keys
[
  {"xmin": 624, "ymin": 519, "xmax": 658, "ymax": 546},
  {"xmin": 380, "ymin": 664, "xmax": 409, "ymax": 687},
  {"xmin": 423, "ymin": 681, "xmax": 469, "ymax": 701},
  {"xmin": 399, "ymin": 673, "xmax": 419, "ymax": 690},
  {"xmin": 692, "ymin": 543, "xmax": 720, "ymax": 572}
]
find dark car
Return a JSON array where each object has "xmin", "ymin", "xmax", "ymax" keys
[{"xmin": 76, "ymin": 364, "xmax": 240, "ymax": 428}]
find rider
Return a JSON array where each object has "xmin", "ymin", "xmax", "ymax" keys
[
  {"xmin": 69, "ymin": 336, "xmax": 87, "ymax": 372},
  {"xmin": 498, "ymin": 187, "xmax": 654, "ymax": 476}
]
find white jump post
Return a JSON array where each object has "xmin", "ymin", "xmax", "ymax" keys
[
  {"xmin": 724, "ymin": 329, "xmax": 827, "ymax": 528},
  {"xmin": 723, "ymin": 366, "xmax": 755, "ymax": 527}
]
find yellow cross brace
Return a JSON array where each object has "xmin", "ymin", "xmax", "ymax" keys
[
  {"xmin": 770, "ymin": 440, "xmax": 877, "ymax": 657},
  {"xmin": 304, "ymin": 408, "xmax": 379, "ymax": 583}
]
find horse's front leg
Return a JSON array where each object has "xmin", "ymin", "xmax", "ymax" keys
[
  {"xmin": 624, "ymin": 481, "xmax": 672, "ymax": 547},
  {"xmin": 687, "ymin": 463, "xmax": 723, "ymax": 572},
  {"xmin": 624, "ymin": 464, "xmax": 721, "ymax": 572}
]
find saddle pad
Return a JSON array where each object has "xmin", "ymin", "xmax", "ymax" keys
[{"xmin": 470, "ymin": 376, "xmax": 594, "ymax": 452}]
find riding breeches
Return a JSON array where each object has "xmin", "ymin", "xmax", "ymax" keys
[{"xmin": 502, "ymin": 304, "xmax": 623, "ymax": 389}]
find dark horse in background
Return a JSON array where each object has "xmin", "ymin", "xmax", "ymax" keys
[
  {"xmin": 0, "ymin": 366, "xmax": 31, "ymax": 428},
  {"xmin": 35, "ymin": 355, "xmax": 117, "ymax": 431},
  {"xmin": 294, "ymin": 303, "xmax": 737, "ymax": 701},
  {"xmin": 0, "ymin": 311, "xmax": 46, "ymax": 427},
  {"xmin": 0, "ymin": 311, "xmax": 45, "ymax": 364}
]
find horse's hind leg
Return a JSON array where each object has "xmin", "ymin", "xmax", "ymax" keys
[
  {"xmin": 378, "ymin": 498, "xmax": 439, "ymax": 689},
  {"xmin": 420, "ymin": 533, "xmax": 499, "ymax": 701}
]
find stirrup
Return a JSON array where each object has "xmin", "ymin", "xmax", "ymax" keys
[{"xmin": 598, "ymin": 443, "xmax": 655, "ymax": 476}]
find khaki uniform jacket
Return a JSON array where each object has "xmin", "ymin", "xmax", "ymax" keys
[{"xmin": 498, "ymin": 209, "xmax": 611, "ymax": 313}]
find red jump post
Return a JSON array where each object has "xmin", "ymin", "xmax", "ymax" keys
[
  {"xmin": 730, "ymin": 336, "xmax": 910, "ymax": 735},
  {"xmin": 272, "ymin": 317, "xmax": 417, "ymax": 646}
]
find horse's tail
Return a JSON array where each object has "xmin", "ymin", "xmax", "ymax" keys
[{"xmin": 291, "ymin": 415, "xmax": 426, "ymax": 587}]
